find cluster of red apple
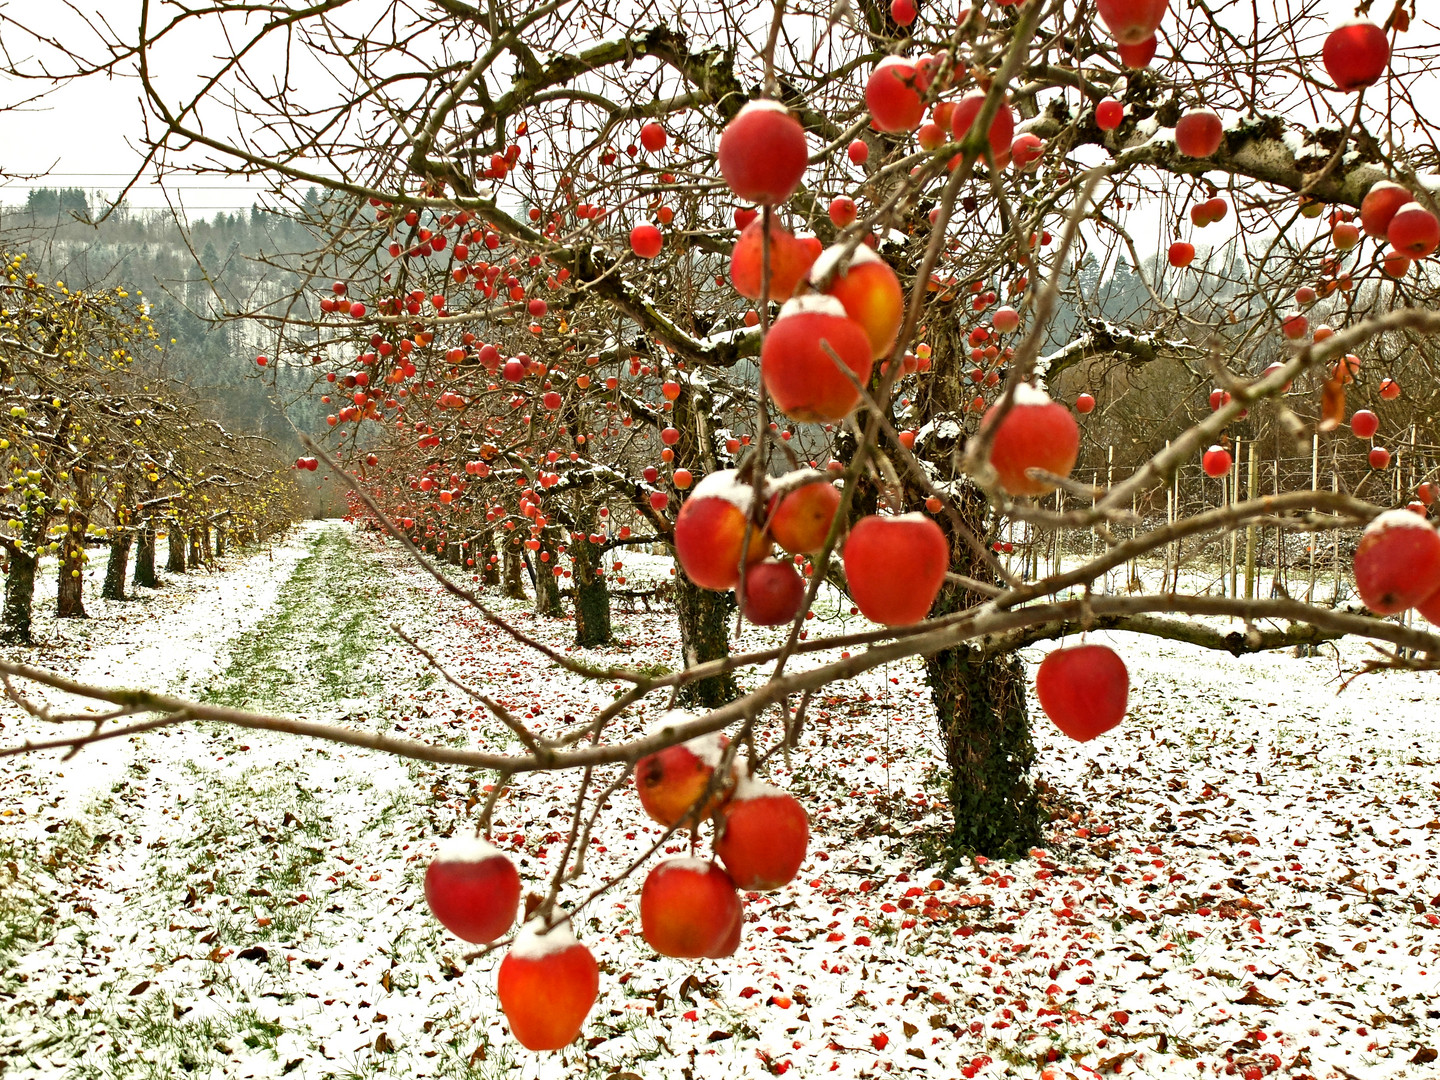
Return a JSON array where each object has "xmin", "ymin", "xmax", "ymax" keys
[{"xmin": 421, "ymin": 721, "xmax": 808, "ymax": 1051}]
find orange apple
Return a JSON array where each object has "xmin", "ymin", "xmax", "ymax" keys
[
  {"xmin": 713, "ymin": 775, "xmax": 810, "ymax": 890},
  {"xmin": 640, "ymin": 859, "xmax": 743, "ymax": 958},
  {"xmin": 767, "ymin": 477, "xmax": 842, "ymax": 554},
  {"xmin": 673, "ymin": 470, "xmax": 769, "ymax": 590},
  {"xmin": 811, "ymin": 244, "xmax": 905, "ymax": 360},
  {"xmin": 634, "ymin": 720, "xmax": 733, "ymax": 827}
]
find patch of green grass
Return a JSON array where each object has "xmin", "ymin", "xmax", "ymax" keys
[{"xmin": 202, "ymin": 527, "xmax": 393, "ymax": 711}]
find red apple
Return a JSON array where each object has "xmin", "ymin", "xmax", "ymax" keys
[
  {"xmin": 1010, "ymin": 132, "xmax": 1044, "ymax": 169},
  {"xmin": 1323, "ymin": 20, "xmax": 1389, "ymax": 92},
  {"xmin": 1035, "ymin": 644, "xmax": 1129, "ymax": 742},
  {"xmin": 950, "ymin": 91, "xmax": 1015, "ymax": 165},
  {"xmin": 1387, "ymin": 202, "xmax": 1439, "ymax": 258},
  {"xmin": 1202, "ymin": 444, "xmax": 1232, "ymax": 478},
  {"xmin": 1369, "ymin": 446, "xmax": 1392, "ymax": 470},
  {"xmin": 730, "ymin": 218, "xmax": 818, "ymax": 301},
  {"xmin": 424, "ymin": 837, "xmax": 521, "ymax": 944},
  {"xmin": 674, "ymin": 470, "xmax": 769, "ymax": 589},
  {"xmin": 718, "ymin": 100, "xmax": 809, "ymax": 205},
  {"xmin": 741, "ymin": 559, "xmax": 806, "ymax": 625},
  {"xmin": 1420, "ymin": 482, "xmax": 1440, "ymax": 505},
  {"xmin": 640, "ymin": 859, "xmax": 742, "ymax": 958},
  {"xmin": 829, "ymin": 196, "xmax": 857, "ymax": 228},
  {"xmin": 1350, "ymin": 409, "xmax": 1379, "ymax": 439},
  {"xmin": 640, "ymin": 121, "xmax": 667, "ymax": 152},
  {"xmin": 1096, "ymin": 0, "xmax": 1168, "ymax": 45},
  {"xmin": 1096, "ymin": 97, "xmax": 1124, "ymax": 131},
  {"xmin": 497, "ymin": 919, "xmax": 599, "ymax": 1051},
  {"xmin": 1332, "ymin": 222, "xmax": 1360, "ymax": 249},
  {"xmin": 1075, "ymin": 392, "xmax": 1096, "ymax": 414},
  {"xmin": 761, "ymin": 295, "xmax": 875, "ymax": 422},
  {"xmin": 1168, "ymin": 241, "xmax": 1196, "ymax": 267},
  {"xmin": 1175, "ymin": 108, "xmax": 1223, "ymax": 157},
  {"xmin": 980, "ymin": 383, "xmax": 1080, "ymax": 496},
  {"xmin": 848, "ymin": 139, "xmax": 870, "ymax": 164},
  {"xmin": 811, "ymin": 244, "xmax": 905, "ymax": 359},
  {"xmin": 1419, "ymin": 585, "xmax": 1440, "ymax": 627},
  {"xmin": 714, "ymin": 776, "xmax": 810, "ymax": 891},
  {"xmin": 1353, "ymin": 510, "xmax": 1440, "ymax": 614},
  {"xmin": 630, "ymin": 224, "xmax": 663, "ymax": 258},
  {"xmin": 842, "ymin": 513, "xmax": 948, "ymax": 625},
  {"xmin": 1117, "ymin": 34, "xmax": 1158, "ymax": 68},
  {"xmin": 767, "ymin": 478, "xmax": 842, "ymax": 554},
  {"xmin": 634, "ymin": 724, "xmax": 733, "ymax": 827},
  {"xmin": 866, "ymin": 56, "xmax": 929, "ymax": 133},
  {"xmin": 1379, "ymin": 377, "xmax": 1401, "ymax": 400},
  {"xmin": 1361, "ymin": 181, "xmax": 1411, "ymax": 238}
]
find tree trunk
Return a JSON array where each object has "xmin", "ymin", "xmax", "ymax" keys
[
  {"xmin": 531, "ymin": 536, "xmax": 562, "ymax": 617},
  {"xmin": 215, "ymin": 527, "xmax": 227, "ymax": 558},
  {"xmin": 482, "ymin": 534, "xmax": 501, "ymax": 586},
  {"xmin": 571, "ymin": 537, "xmax": 612, "ymax": 647},
  {"xmin": 201, "ymin": 524, "xmax": 214, "ymax": 564},
  {"xmin": 926, "ymin": 642, "xmax": 1041, "ymax": 859},
  {"xmin": 502, "ymin": 543, "xmax": 527, "ymax": 600},
  {"xmin": 166, "ymin": 525, "xmax": 187, "ymax": 573},
  {"xmin": 909, "ymin": 309, "xmax": 1044, "ymax": 859},
  {"xmin": 1, "ymin": 548, "xmax": 38, "ymax": 644},
  {"xmin": 56, "ymin": 509, "xmax": 89, "ymax": 618},
  {"xmin": 133, "ymin": 523, "xmax": 158, "ymax": 588},
  {"xmin": 674, "ymin": 572, "xmax": 737, "ymax": 707},
  {"xmin": 103, "ymin": 532, "xmax": 132, "ymax": 601}
]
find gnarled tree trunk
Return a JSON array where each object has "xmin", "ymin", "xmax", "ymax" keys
[
  {"xmin": 674, "ymin": 572, "xmax": 737, "ymax": 707},
  {"xmin": 502, "ymin": 543, "xmax": 527, "ymax": 600},
  {"xmin": 133, "ymin": 522, "xmax": 158, "ymax": 588},
  {"xmin": 102, "ymin": 532, "xmax": 132, "ymax": 601},
  {"xmin": 2, "ymin": 548, "xmax": 38, "ymax": 644},
  {"xmin": 531, "ymin": 532, "xmax": 562, "ymax": 616},
  {"xmin": 570, "ymin": 536, "xmax": 611, "ymax": 647},
  {"xmin": 166, "ymin": 524, "xmax": 187, "ymax": 573},
  {"xmin": 56, "ymin": 509, "xmax": 88, "ymax": 618}
]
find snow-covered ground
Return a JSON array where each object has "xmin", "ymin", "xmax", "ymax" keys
[{"xmin": 1, "ymin": 522, "xmax": 1437, "ymax": 1080}]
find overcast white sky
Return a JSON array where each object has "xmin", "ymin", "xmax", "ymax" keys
[{"xmin": 0, "ymin": 0, "xmax": 1411, "ymax": 217}]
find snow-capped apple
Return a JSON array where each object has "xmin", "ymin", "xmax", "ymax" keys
[
  {"xmin": 1369, "ymin": 447, "xmax": 1392, "ymax": 469},
  {"xmin": 1035, "ymin": 644, "xmax": 1129, "ymax": 742},
  {"xmin": 1096, "ymin": 97, "xmax": 1124, "ymax": 131},
  {"xmin": 1361, "ymin": 181, "xmax": 1411, "ymax": 238},
  {"xmin": 1379, "ymin": 377, "xmax": 1401, "ymax": 400},
  {"xmin": 1175, "ymin": 108, "xmax": 1223, "ymax": 157},
  {"xmin": 810, "ymin": 244, "xmax": 905, "ymax": 359},
  {"xmin": 741, "ymin": 559, "xmax": 806, "ymax": 625},
  {"xmin": 1420, "ymin": 482, "xmax": 1440, "ymax": 505},
  {"xmin": 768, "ymin": 479, "xmax": 842, "ymax": 554},
  {"xmin": 497, "ymin": 919, "xmax": 599, "ymax": 1051},
  {"xmin": 634, "ymin": 723, "xmax": 733, "ymax": 827},
  {"xmin": 992, "ymin": 305, "xmax": 1020, "ymax": 333},
  {"xmin": 842, "ymin": 513, "xmax": 948, "ymax": 625},
  {"xmin": 1202, "ymin": 445, "xmax": 1233, "ymax": 478},
  {"xmin": 1075, "ymin": 392, "xmax": 1096, "ymax": 414},
  {"xmin": 829, "ymin": 196, "xmax": 857, "ymax": 228},
  {"xmin": 950, "ymin": 91, "xmax": 1015, "ymax": 164},
  {"xmin": 1350, "ymin": 409, "xmax": 1379, "ymax": 439},
  {"xmin": 1011, "ymin": 132, "xmax": 1044, "ymax": 169},
  {"xmin": 630, "ymin": 224, "xmax": 663, "ymax": 258},
  {"xmin": 1323, "ymin": 20, "xmax": 1389, "ymax": 91},
  {"xmin": 980, "ymin": 383, "xmax": 1080, "ymax": 496},
  {"xmin": 1387, "ymin": 203, "xmax": 1440, "ymax": 258},
  {"xmin": 761, "ymin": 295, "xmax": 875, "ymax": 422},
  {"xmin": 640, "ymin": 859, "xmax": 742, "ymax": 958},
  {"xmin": 673, "ymin": 470, "xmax": 769, "ymax": 590},
  {"xmin": 865, "ymin": 56, "xmax": 930, "ymax": 133},
  {"xmin": 717, "ymin": 100, "xmax": 809, "ymax": 205},
  {"xmin": 424, "ymin": 836, "xmax": 521, "ymax": 944},
  {"xmin": 1353, "ymin": 510, "xmax": 1440, "ymax": 614},
  {"xmin": 714, "ymin": 776, "xmax": 810, "ymax": 890},
  {"xmin": 730, "ymin": 218, "xmax": 818, "ymax": 301},
  {"xmin": 1096, "ymin": 0, "xmax": 1168, "ymax": 45}
]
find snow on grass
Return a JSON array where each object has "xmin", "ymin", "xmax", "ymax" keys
[{"xmin": 2, "ymin": 523, "xmax": 1438, "ymax": 1079}]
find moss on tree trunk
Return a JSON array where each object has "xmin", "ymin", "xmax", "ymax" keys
[
  {"xmin": 2, "ymin": 549, "xmax": 37, "ymax": 644},
  {"xmin": 674, "ymin": 572, "xmax": 736, "ymax": 707}
]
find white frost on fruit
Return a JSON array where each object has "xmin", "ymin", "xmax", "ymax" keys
[
  {"xmin": 776, "ymin": 294, "xmax": 849, "ymax": 320},
  {"xmin": 689, "ymin": 468, "xmax": 755, "ymax": 510},
  {"xmin": 1363, "ymin": 508, "xmax": 1436, "ymax": 537},
  {"xmin": 1010, "ymin": 382, "xmax": 1055, "ymax": 408},
  {"xmin": 509, "ymin": 916, "xmax": 580, "ymax": 960},
  {"xmin": 872, "ymin": 55, "xmax": 917, "ymax": 74},
  {"xmin": 735, "ymin": 98, "xmax": 790, "ymax": 117},
  {"xmin": 431, "ymin": 835, "xmax": 505, "ymax": 864},
  {"xmin": 729, "ymin": 770, "xmax": 787, "ymax": 803},
  {"xmin": 808, "ymin": 241, "xmax": 882, "ymax": 284},
  {"xmin": 645, "ymin": 711, "xmax": 728, "ymax": 767},
  {"xmin": 652, "ymin": 856, "xmax": 718, "ymax": 876}
]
